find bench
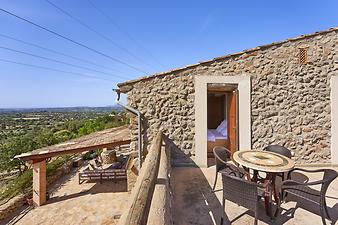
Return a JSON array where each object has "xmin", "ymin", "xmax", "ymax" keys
[{"xmin": 78, "ymin": 155, "xmax": 131, "ymax": 184}]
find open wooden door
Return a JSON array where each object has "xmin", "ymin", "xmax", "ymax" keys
[{"xmin": 227, "ymin": 89, "xmax": 238, "ymax": 155}]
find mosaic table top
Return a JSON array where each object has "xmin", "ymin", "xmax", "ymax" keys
[{"xmin": 233, "ymin": 150, "xmax": 295, "ymax": 173}]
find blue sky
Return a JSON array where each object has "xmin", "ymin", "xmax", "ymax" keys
[{"xmin": 0, "ymin": 0, "xmax": 338, "ymax": 108}]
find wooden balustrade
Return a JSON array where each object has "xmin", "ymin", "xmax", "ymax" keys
[
  {"xmin": 147, "ymin": 137, "xmax": 172, "ymax": 224},
  {"xmin": 118, "ymin": 130, "xmax": 172, "ymax": 225}
]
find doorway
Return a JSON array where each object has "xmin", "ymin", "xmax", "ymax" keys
[
  {"xmin": 195, "ymin": 75, "xmax": 251, "ymax": 167},
  {"xmin": 207, "ymin": 84, "xmax": 238, "ymax": 165}
]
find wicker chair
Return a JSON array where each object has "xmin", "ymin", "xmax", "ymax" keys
[
  {"xmin": 278, "ymin": 168, "xmax": 338, "ymax": 225},
  {"xmin": 212, "ymin": 146, "xmax": 232, "ymax": 190},
  {"xmin": 264, "ymin": 145, "xmax": 292, "ymax": 181},
  {"xmin": 221, "ymin": 171, "xmax": 271, "ymax": 225}
]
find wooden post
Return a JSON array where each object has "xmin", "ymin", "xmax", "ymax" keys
[{"xmin": 32, "ymin": 159, "xmax": 46, "ymax": 206}]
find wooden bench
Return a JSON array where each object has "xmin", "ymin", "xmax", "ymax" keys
[{"xmin": 79, "ymin": 155, "xmax": 131, "ymax": 184}]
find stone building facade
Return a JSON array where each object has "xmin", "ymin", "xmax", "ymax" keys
[{"xmin": 118, "ymin": 27, "xmax": 338, "ymax": 165}]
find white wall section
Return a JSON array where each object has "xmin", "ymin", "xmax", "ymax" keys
[{"xmin": 331, "ymin": 76, "xmax": 338, "ymax": 164}]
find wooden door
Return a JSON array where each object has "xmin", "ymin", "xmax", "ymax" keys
[{"xmin": 227, "ymin": 90, "xmax": 238, "ymax": 155}]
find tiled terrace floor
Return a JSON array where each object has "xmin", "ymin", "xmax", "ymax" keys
[
  {"xmin": 172, "ymin": 165, "xmax": 338, "ymax": 225},
  {"xmin": 3, "ymin": 166, "xmax": 130, "ymax": 225}
]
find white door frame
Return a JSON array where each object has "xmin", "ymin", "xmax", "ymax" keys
[
  {"xmin": 194, "ymin": 75, "xmax": 251, "ymax": 167},
  {"xmin": 331, "ymin": 76, "xmax": 338, "ymax": 164}
]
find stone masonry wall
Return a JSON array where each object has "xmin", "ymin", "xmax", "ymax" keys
[{"xmin": 121, "ymin": 29, "xmax": 338, "ymax": 164}]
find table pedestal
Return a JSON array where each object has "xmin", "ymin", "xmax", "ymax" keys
[
  {"xmin": 233, "ymin": 150, "xmax": 295, "ymax": 218},
  {"xmin": 243, "ymin": 167, "xmax": 277, "ymax": 218}
]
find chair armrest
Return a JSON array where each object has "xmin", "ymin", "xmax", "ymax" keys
[
  {"xmin": 282, "ymin": 179, "xmax": 324, "ymax": 187},
  {"xmin": 237, "ymin": 168, "xmax": 250, "ymax": 179},
  {"xmin": 221, "ymin": 164, "xmax": 249, "ymax": 178},
  {"xmin": 287, "ymin": 168, "xmax": 326, "ymax": 179}
]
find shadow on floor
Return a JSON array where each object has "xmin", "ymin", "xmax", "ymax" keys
[
  {"xmin": 46, "ymin": 179, "xmax": 127, "ymax": 205},
  {"xmin": 1, "ymin": 206, "xmax": 33, "ymax": 225},
  {"xmin": 1, "ymin": 165, "xmax": 128, "ymax": 225},
  {"xmin": 172, "ymin": 166, "xmax": 224, "ymax": 225},
  {"xmin": 275, "ymin": 190, "xmax": 338, "ymax": 225},
  {"xmin": 46, "ymin": 174, "xmax": 127, "ymax": 205},
  {"xmin": 272, "ymin": 171, "xmax": 337, "ymax": 225},
  {"xmin": 170, "ymin": 142, "xmax": 223, "ymax": 225},
  {"xmin": 172, "ymin": 162, "xmax": 338, "ymax": 225},
  {"xmin": 208, "ymin": 157, "xmax": 216, "ymax": 167}
]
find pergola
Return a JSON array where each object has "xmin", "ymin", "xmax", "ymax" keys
[{"xmin": 14, "ymin": 125, "xmax": 131, "ymax": 206}]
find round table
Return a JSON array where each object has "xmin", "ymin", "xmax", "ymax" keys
[
  {"xmin": 233, "ymin": 150, "xmax": 295, "ymax": 173},
  {"xmin": 232, "ymin": 150, "xmax": 295, "ymax": 217}
]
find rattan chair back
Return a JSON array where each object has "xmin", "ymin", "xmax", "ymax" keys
[
  {"xmin": 279, "ymin": 168, "xmax": 338, "ymax": 225},
  {"xmin": 221, "ymin": 172, "xmax": 261, "ymax": 225},
  {"xmin": 213, "ymin": 146, "xmax": 231, "ymax": 172},
  {"xmin": 264, "ymin": 144, "xmax": 292, "ymax": 158}
]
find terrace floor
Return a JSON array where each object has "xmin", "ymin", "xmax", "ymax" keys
[
  {"xmin": 172, "ymin": 165, "xmax": 338, "ymax": 225},
  {"xmin": 3, "ymin": 166, "xmax": 130, "ymax": 225}
]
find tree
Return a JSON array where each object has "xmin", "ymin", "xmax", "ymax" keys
[{"xmin": 0, "ymin": 135, "xmax": 37, "ymax": 174}]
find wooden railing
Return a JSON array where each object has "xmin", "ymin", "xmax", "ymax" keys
[{"xmin": 118, "ymin": 130, "xmax": 172, "ymax": 225}]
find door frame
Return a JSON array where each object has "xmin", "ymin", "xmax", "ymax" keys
[
  {"xmin": 194, "ymin": 75, "xmax": 251, "ymax": 167},
  {"xmin": 331, "ymin": 76, "xmax": 338, "ymax": 164}
]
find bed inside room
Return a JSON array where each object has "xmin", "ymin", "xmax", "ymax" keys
[{"xmin": 207, "ymin": 89, "xmax": 229, "ymax": 157}]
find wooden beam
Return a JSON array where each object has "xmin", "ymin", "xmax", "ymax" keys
[
  {"xmin": 15, "ymin": 140, "xmax": 131, "ymax": 161},
  {"xmin": 207, "ymin": 83, "xmax": 237, "ymax": 92}
]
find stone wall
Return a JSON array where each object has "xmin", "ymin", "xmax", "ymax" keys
[
  {"xmin": 0, "ymin": 194, "xmax": 26, "ymax": 221},
  {"xmin": 120, "ymin": 29, "xmax": 338, "ymax": 164}
]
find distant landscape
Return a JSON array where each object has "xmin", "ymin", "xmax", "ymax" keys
[
  {"xmin": 0, "ymin": 105, "xmax": 121, "ymax": 113},
  {"xmin": 0, "ymin": 105, "xmax": 128, "ymax": 202},
  {"xmin": 0, "ymin": 106, "xmax": 122, "ymax": 139}
]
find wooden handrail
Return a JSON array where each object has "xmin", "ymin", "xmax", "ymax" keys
[
  {"xmin": 118, "ymin": 130, "xmax": 163, "ymax": 225},
  {"xmin": 147, "ymin": 138, "xmax": 172, "ymax": 224}
]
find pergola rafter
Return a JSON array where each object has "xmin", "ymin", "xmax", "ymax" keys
[{"xmin": 14, "ymin": 125, "xmax": 131, "ymax": 206}]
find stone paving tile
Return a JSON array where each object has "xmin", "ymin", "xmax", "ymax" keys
[
  {"xmin": 172, "ymin": 166, "xmax": 338, "ymax": 225},
  {"xmin": 7, "ymin": 167, "xmax": 130, "ymax": 225}
]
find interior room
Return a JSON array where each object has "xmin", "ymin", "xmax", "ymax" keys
[{"xmin": 207, "ymin": 83, "xmax": 238, "ymax": 160}]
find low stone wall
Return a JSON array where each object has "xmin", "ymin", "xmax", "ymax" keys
[
  {"xmin": 0, "ymin": 194, "xmax": 26, "ymax": 221},
  {"xmin": 127, "ymin": 164, "xmax": 138, "ymax": 192},
  {"xmin": 47, "ymin": 159, "xmax": 73, "ymax": 187},
  {"xmin": 0, "ymin": 157, "xmax": 76, "ymax": 222}
]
